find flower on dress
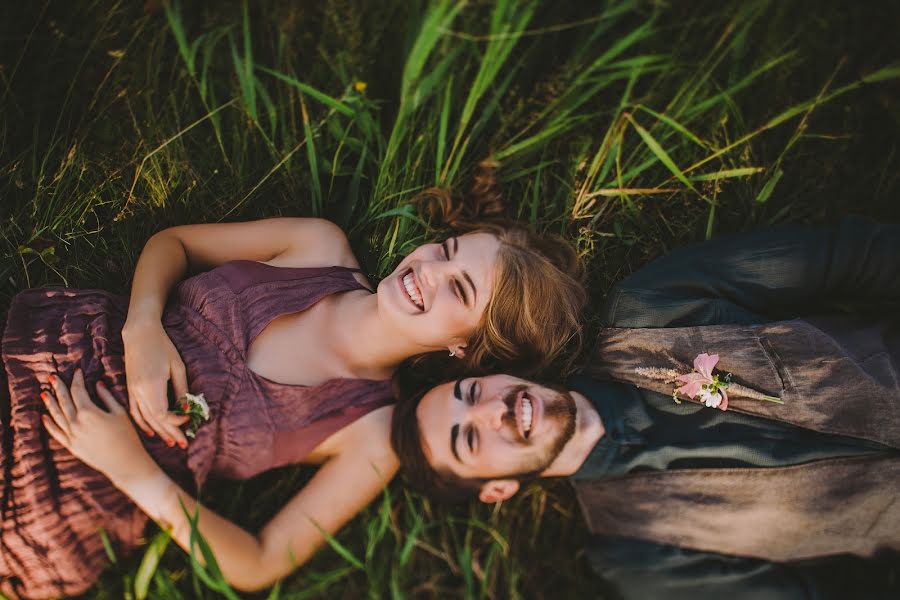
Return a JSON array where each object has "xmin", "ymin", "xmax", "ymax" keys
[{"xmin": 172, "ymin": 392, "xmax": 210, "ymax": 439}]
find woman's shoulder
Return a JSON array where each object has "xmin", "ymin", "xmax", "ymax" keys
[
  {"xmin": 317, "ymin": 405, "xmax": 396, "ymax": 464},
  {"xmin": 266, "ymin": 218, "xmax": 361, "ymax": 271}
]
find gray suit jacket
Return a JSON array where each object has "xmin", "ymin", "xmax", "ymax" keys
[{"xmin": 575, "ymin": 218, "xmax": 900, "ymax": 598}]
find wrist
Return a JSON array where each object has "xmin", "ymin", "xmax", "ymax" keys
[{"xmin": 122, "ymin": 311, "xmax": 164, "ymax": 337}]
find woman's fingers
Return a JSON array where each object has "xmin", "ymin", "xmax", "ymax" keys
[
  {"xmin": 164, "ymin": 413, "xmax": 191, "ymax": 427},
  {"xmin": 160, "ymin": 416, "xmax": 188, "ymax": 448},
  {"xmin": 170, "ymin": 355, "xmax": 190, "ymax": 402},
  {"xmin": 41, "ymin": 415, "xmax": 70, "ymax": 448},
  {"xmin": 127, "ymin": 386, "xmax": 155, "ymax": 437},
  {"xmin": 40, "ymin": 388, "xmax": 72, "ymax": 437},
  {"xmin": 69, "ymin": 368, "xmax": 90, "ymax": 409},
  {"xmin": 94, "ymin": 381, "xmax": 126, "ymax": 415},
  {"xmin": 50, "ymin": 372, "xmax": 78, "ymax": 422}
]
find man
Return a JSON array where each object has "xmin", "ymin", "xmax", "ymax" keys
[{"xmin": 391, "ymin": 218, "xmax": 900, "ymax": 599}]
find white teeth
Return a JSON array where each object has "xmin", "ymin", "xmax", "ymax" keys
[
  {"xmin": 522, "ymin": 397, "xmax": 532, "ymax": 434},
  {"xmin": 403, "ymin": 272, "xmax": 424, "ymax": 309}
]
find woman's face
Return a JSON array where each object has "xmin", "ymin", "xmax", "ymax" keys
[{"xmin": 377, "ymin": 232, "xmax": 501, "ymax": 356}]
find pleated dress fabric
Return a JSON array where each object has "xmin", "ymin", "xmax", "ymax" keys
[{"xmin": 0, "ymin": 261, "xmax": 394, "ymax": 598}]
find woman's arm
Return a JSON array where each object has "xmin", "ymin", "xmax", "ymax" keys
[
  {"xmin": 41, "ymin": 369, "xmax": 397, "ymax": 592},
  {"xmin": 603, "ymin": 217, "xmax": 900, "ymax": 328},
  {"xmin": 123, "ymin": 218, "xmax": 358, "ymax": 445}
]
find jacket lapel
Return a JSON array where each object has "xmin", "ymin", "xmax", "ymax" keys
[{"xmin": 589, "ymin": 317, "xmax": 900, "ymax": 449}]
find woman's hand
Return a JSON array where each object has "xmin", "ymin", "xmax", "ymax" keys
[
  {"xmin": 41, "ymin": 369, "xmax": 157, "ymax": 481},
  {"xmin": 121, "ymin": 317, "xmax": 190, "ymax": 448}
]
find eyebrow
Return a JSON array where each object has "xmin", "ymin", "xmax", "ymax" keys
[
  {"xmin": 449, "ymin": 378, "xmax": 465, "ymax": 463},
  {"xmin": 450, "ymin": 424, "xmax": 461, "ymax": 463}
]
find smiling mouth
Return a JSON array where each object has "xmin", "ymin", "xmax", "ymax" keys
[
  {"xmin": 401, "ymin": 269, "xmax": 424, "ymax": 311},
  {"xmin": 521, "ymin": 394, "xmax": 533, "ymax": 438}
]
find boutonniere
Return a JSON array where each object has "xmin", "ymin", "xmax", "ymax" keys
[
  {"xmin": 172, "ymin": 392, "xmax": 210, "ymax": 438},
  {"xmin": 636, "ymin": 353, "xmax": 782, "ymax": 411}
]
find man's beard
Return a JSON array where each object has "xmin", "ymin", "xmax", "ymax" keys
[{"xmin": 500, "ymin": 384, "xmax": 577, "ymax": 476}]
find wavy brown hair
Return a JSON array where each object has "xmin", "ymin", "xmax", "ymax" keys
[{"xmin": 412, "ymin": 160, "xmax": 586, "ymax": 377}]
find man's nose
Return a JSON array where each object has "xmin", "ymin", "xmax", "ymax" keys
[{"xmin": 470, "ymin": 396, "xmax": 506, "ymax": 430}]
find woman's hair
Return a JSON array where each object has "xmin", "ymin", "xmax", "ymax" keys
[{"xmin": 411, "ymin": 160, "xmax": 587, "ymax": 378}]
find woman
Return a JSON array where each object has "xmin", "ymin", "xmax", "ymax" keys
[{"xmin": 0, "ymin": 172, "xmax": 586, "ymax": 597}]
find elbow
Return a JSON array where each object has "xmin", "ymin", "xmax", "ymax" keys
[
  {"xmin": 223, "ymin": 566, "xmax": 275, "ymax": 593},
  {"xmin": 230, "ymin": 577, "xmax": 276, "ymax": 594},
  {"xmin": 224, "ymin": 548, "xmax": 282, "ymax": 593}
]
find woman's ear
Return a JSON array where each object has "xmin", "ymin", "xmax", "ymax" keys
[
  {"xmin": 448, "ymin": 340, "xmax": 467, "ymax": 359},
  {"xmin": 478, "ymin": 479, "xmax": 519, "ymax": 503}
]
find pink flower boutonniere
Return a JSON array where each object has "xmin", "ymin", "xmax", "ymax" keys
[
  {"xmin": 636, "ymin": 353, "xmax": 783, "ymax": 411},
  {"xmin": 674, "ymin": 353, "xmax": 731, "ymax": 410}
]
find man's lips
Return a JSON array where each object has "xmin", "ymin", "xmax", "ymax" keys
[{"xmin": 514, "ymin": 388, "xmax": 539, "ymax": 441}]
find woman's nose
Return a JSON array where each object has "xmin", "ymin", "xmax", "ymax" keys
[{"xmin": 417, "ymin": 260, "xmax": 451, "ymax": 290}]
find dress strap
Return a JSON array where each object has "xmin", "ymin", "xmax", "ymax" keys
[{"xmin": 210, "ymin": 261, "xmax": 370, "ymax": 348}]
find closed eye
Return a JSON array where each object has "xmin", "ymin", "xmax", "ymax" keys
[
  {"xmin": 441, "ymin": 240, "xmax": 450, "ymax": 260},
  {"xmin": 454, "ymin": 280, "xmax": 468, "ymax": 305},
  {"xmin": 466, "ymin": 427, "xmax": 475, "ymax": 452}
]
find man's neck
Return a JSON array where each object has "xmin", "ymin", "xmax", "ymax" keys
[{"xmin": 541, "ymin": 390, "xmax": 604, "ymax": 477}]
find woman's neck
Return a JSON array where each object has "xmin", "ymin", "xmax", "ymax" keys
[{"xmin": 326, "ymin": 290, "xmax": 436, "ymax": 379}]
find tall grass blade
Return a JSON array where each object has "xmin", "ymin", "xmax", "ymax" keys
[
  {"xmin": 309, "ymin": 519, "xmax": 365, "ymax": 570},
  {"xmin": 134, "ymin": 530, "xmax": 170, "ymax": 600},
  {"xmin": 626, "ymin": 113, "xmax": 702, "ymax": 197},
  {"xmin": 299, "ymin": 96, "xmax": 323, "ymax": 216},
  {"xmin": 259, "ymin": 67, "xmax": 355, "ymax": 116}
]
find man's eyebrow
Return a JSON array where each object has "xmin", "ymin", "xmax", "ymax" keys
[{"xmin": 450, "ymin": 423, "xmax": 461, "ymax": 463}]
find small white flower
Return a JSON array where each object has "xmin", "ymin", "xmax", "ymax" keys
[
  {"xmin": 699, "ymin": 389, "xmax": 722, "ymax": 408},
  {"xmin": 183, "ymin": 392, "xmax": 209, "ymax": 420}
]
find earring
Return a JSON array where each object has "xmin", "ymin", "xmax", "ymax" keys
[{"xmin": 449, "ymin": 351, "xmax": 456, "ymax": 357}]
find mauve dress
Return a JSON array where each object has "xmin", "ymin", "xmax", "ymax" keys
[{"xmin": 0, "ymin": 261, "xmax": 393, "ymax": 599}]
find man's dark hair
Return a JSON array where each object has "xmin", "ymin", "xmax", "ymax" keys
[{"xmin": 390, "ymin": 371, "xmax": 487, "ymax": 503}]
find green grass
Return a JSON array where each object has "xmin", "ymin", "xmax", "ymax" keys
[{"xmin": 1, "ymin": 0, "xmax": 899, "ymax": 597}]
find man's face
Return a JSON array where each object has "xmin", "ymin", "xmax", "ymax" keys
[{"xmin": 416, "ymin": 374, "xmax": 577, "ymax": 480}]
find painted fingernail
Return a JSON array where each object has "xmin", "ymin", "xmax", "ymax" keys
[
  {"xmin": 178, "ymin": 440, "xmax": 187, "ymax": 449},
  {"xmin": 40, "ymin": 391, "xmax": 48, "ymax": 400},
  {"xmin": 146, "ymin": 430, "xmax": 155, "ymax": 437},
  {"xmin": 165, "ymin": 439, "xmax": 174, "ymax": 447},
  {"xmin": 96, "ymin": 380, "xmax": 106, "ymax": 389},
  {"xmin": 49, "ymin": 374, "xmax": 56, "ymax": 384}
]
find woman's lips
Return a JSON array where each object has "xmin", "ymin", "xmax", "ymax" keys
[{"xmin": 399, "ymin": 268, "xmax": 424, "ymax": 311}]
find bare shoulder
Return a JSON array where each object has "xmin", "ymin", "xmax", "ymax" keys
[
  {"xmin": 268, "ymin": 218, "xmax": 361, "ymax": 270},
  {"xmin": 330, "ymin": 405, "xmax": 397, "ymax": 465}
]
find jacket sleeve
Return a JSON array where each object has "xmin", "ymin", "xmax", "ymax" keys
[
  {"xmin": 588, "ymin": 536, "xmax": 900, "ymax": 600},
  {"xmin": 601, "ymin": 217, "xmax": 900, "ymax": 328}
]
